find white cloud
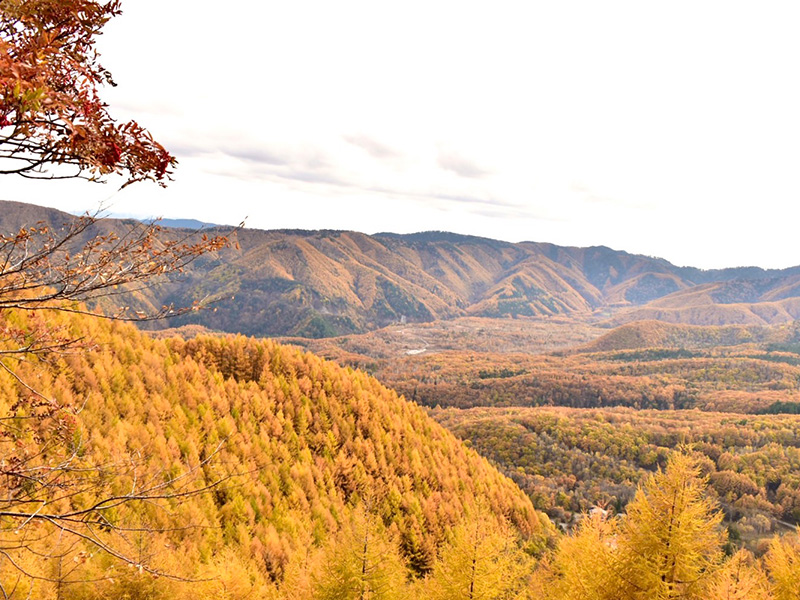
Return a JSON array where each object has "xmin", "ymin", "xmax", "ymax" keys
[
  {"xmin": 437, "ymin": 148, "xmax": 492, "ymax": 179},
  {"xmin": 5, "ymin": 0, "xmax": 800, "ymax": 269},
  {"xmin": 342, "ymin": 134, "xmax": 400, "ymax": 160}
]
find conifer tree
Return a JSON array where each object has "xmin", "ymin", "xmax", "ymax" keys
[
  {"xmin": 615, "ymin": 452, "xmax": 726, "ymax": 600},
  {"xmin": 542, "ymin": 511, "xmax": 619, "ymax": 600},
  {"xmin": 425, "ymin": 506, "xmax": 530, "ymax": 600},
  {"xmin": 705, "ymin": 549, "xmax": 773, "ymax": 600},
  {"xmin": 764, "ymin": 533, "xmax": 800, "ymax": 600},
  {"xmin": 540, "ymin": 452, "xmax": 729, "ymax": 600},
  {"xmin": 312, "ymin": 506, "xmax": 408, "ymax": 600}
]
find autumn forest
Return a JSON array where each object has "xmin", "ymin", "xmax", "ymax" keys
[{"xmin": 3, "ymin": 1, "xmax": 800, "ymax": 599}]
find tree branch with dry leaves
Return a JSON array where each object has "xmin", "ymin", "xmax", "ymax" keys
[
  {"xmin": 0, "ymin": 0, "xmax": 176, "ymax": 185},
  {"xmin": 0, "ymin": 212, "xmax": 236, "ymax": 590},
  {"xmin": 0, "ymin": 1, "xmax": 249, "ymax": 593}
]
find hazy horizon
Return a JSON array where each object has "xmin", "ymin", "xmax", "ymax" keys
[
  {"xmin": 0, "ymin": 198, "xmax": 785, "ymax": 272},
  {"xmin": 4, "ymin": 1, "xmax": 800, "ymax": 270}
]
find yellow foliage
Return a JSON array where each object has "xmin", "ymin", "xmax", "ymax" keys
[
  {"xmin": 764, "ymin": 532, "xmax": 800, "ymax": 600},
  {"xmin": 706, "ymin": 550, "xmax": 773, "ymax": 600},
  {"xmin": 617, "ymin": 453, "xmax": 726, "ymax": 599},
  {"xmin": 423, "ymin": 507, "xmax": 533, "ymax": 600},
  {"xmin": 1, "ymin": 308, "xmax": 550, "ymax": 597},
  {"xmin": 545, "ymin": 512, "xmax": 619, "ymax": 600}
]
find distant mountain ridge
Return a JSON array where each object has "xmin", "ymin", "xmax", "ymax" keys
[
  {"xmin": 146, "ymin": 217, "xmax": 222, "ymax": 229},
  {"xmin": 3, "ymin": 199, "xmax": 800, "ymax": 337}
]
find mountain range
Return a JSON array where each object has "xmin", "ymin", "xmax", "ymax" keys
[{"xmin": 3, "ymin": 199, "xmax": 800, "ymax": 337}]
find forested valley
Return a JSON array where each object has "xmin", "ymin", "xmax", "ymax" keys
[
  {"xmin": 3, "ymin": 307, "xmax": 800, "ymax": 599},
  {"xmin": 3, "ymin": 1, "xmax": 800, "ymax": 597},
  {"xmin": 2, "ymin": 211, "xmax": 800, "ymax": 599}
]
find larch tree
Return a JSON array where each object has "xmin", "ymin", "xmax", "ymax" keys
[
  {"xmin": 539, "ymin": 452, "xmax": 730, "ymax": 600},
  {"xmin": 705, "ymin": 549, "xmax": 773, "ymax": 600},
  {"xmin": 424, "ymin": 506, "xmax": 531, "ymax": 600},
  {"xmin": 615, "ymin": 452, "xmax": 726, "ymax": 600},
  {"xmin": 312, "ymin": 505, "xmax": 408, "ymax": 600},
  {"xmin": 764, "ymin": 533, "xmax": 800, "ymax": 600},
  {"xmin": 539, "ymin": 511, "xmax": 620, "ymax": 600}
]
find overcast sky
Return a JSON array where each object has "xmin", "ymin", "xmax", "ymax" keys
[{"xmin": 5, "ymin": 0, "xmax": 800, "ymax": 269}]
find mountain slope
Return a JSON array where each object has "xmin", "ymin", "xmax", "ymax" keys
[
  {"xmin": 579, "ymin": 320, "xmax": 800, "ymax": 352},
  {"xmin": 4, "ymin": 199, "xmax": 800, "ymax": 336},
  {"xmin": 607, "ymin": 294, "xmax": 800, "ymax": 327},
  {"xmin": 0, "ymin": 307, "xmax": 552, "ymax": 595}
]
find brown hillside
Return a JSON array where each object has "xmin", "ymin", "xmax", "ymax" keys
[
  {"xmin": 607, "ymin": 297, "xmax": 800, "ymax": 328},
  {"xmin": 580, "ymin": 321, "xmax": 771, "ymax": 352},
  {"xmin": 5, "ymin": 200, "xmax": 800, "ymax": 337}
]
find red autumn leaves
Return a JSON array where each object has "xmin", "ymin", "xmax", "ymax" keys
[{"xmin": 0, "ymin": 0, "xmax": 175, "ymax": 186}]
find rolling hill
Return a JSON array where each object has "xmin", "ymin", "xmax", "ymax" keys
[
  {"xmin": 5, "ymin": 201, "xmax": 800, "ymax": 598},
  {"xmin": 578, "ymin": 320, "xmax": 800, "ymax": 353}
]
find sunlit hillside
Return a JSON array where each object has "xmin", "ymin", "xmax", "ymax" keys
[{"xmin": 0, "ymin": 308, "xmax": 552, "ymax": 598}]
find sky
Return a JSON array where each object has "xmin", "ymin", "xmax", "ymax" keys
[{"xmin": 4, "ymin": 0, "xmax": 800, "ymax": 270}]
